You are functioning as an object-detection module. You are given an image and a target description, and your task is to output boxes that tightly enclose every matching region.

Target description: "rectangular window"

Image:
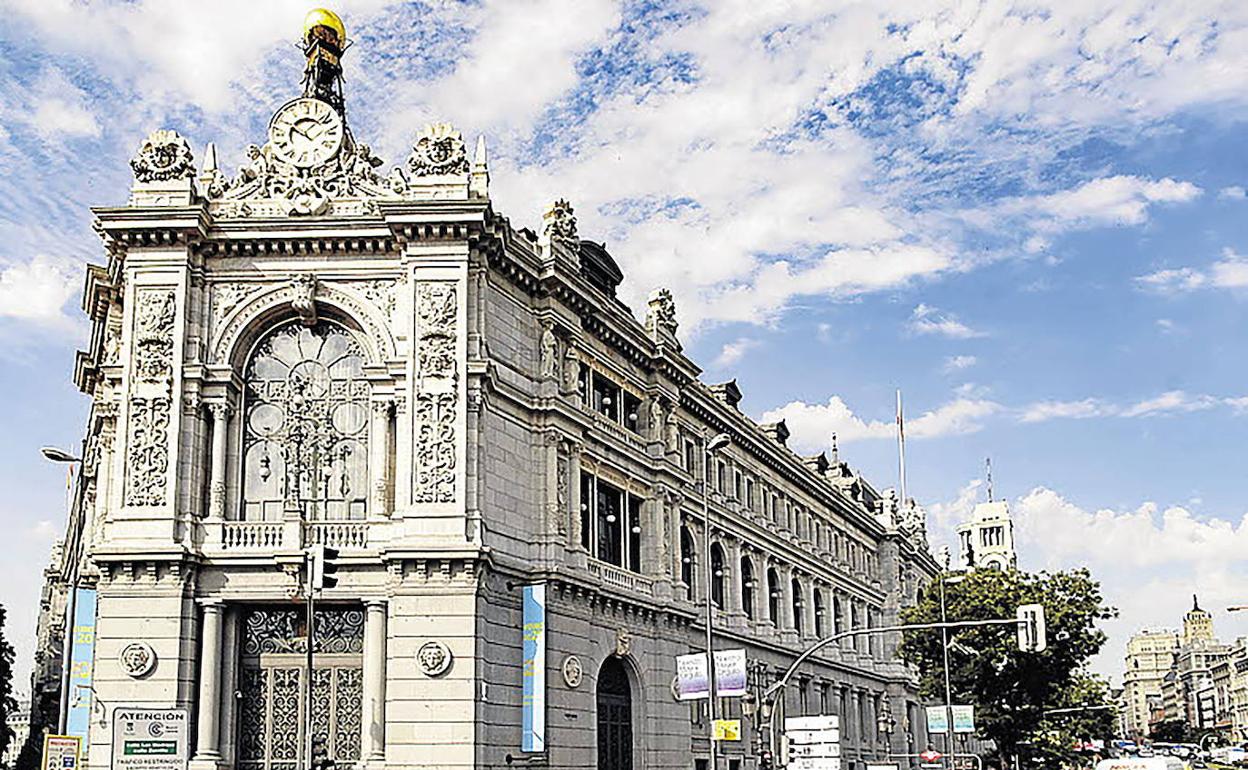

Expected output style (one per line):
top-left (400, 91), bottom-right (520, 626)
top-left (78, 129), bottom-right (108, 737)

top-left (820, 682), bottom-right (831, 715)
top-left (581, 474), bottom-right (646, 572)
top-left (596, 480), bottom-right (623, 566)
top-left (580, 472), bottom-right (593, 550)
top-left (685, 438), bottom-right (697, 474)
top-left (628, 495), bottom-right (643, 571)
top-left (744, 477), bottom-right (754, 511)
top-left (623, 391), bottom-right (642, 434)
top-left (577, 365), bottom-right (590, 406)
top-left (717, 460), bottom-right (726, 492)
top-left (734, 470), bottom-right (742, 501)
top-left (591, 373), bottom-right (621, 421)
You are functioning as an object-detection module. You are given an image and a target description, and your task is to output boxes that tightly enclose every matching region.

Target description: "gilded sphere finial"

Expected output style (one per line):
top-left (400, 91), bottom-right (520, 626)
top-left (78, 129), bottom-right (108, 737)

top-left (303, 8), bottom-right (346, 44)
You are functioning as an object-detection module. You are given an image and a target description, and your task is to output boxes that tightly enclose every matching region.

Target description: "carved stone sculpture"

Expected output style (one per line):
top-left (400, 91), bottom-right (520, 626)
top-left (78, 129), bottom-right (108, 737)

top-left (539, 322), bottom-right (559, 380)
top-left (562, 344), bottom-right (582, 395)
top-left (407, 123), bottom-right (470, 177)
top-left (543, 199), bottom-right (578, 247)
top-left (647, 288), bottom-right (679, 336)
top-left (131, 129), bottom-right (195, 183)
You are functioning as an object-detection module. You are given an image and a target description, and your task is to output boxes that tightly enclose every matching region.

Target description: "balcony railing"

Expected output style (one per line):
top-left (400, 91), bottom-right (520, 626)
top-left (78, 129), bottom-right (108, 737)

top-left (587, 558), bottom-right (654, 596)
top-left (216, 520), bottom-right (369, 551)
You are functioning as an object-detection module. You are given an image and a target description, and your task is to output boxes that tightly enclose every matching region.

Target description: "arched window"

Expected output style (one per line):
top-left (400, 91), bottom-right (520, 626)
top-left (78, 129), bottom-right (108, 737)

top-left (814, 589), bottom-right (826, 638)
top-left (242, 320), bottom-right (370, 521)
top-left (767, 567), bottom-right (781, 624)
top-left (680, 526), bottom-right (695, 600)
top-left (792, 577), bottom-right (804, 635)
top-left (710, 543), bottom-right (726, 608)
top-left (741, 557), bottom-right (756, 620)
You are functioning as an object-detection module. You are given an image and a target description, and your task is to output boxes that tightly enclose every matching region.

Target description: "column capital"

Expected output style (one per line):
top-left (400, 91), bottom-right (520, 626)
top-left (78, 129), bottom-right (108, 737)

top-left (364, 598), bottom-right (389, 610)
top-left (197, 597), bottom-right (225, 611)
top-left (207, 401), bottom-right (233, 420)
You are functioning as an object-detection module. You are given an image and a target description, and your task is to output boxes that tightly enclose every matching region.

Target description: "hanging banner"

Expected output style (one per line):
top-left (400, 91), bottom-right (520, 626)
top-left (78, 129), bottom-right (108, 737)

top-left (675, 649), bottom-right (748, 699)
top-left (950, 705), bottom-right (975, 733)
top-left (521, 584), bottom-right (546, 753)
top-left (66, 587), bottom-right (98, 747)
top-left (714, 649), bottom-right (748, 697)
top-left (925, 706), bottom-right (949, 734)
top-left (110, 708), bottom-right (189, 770)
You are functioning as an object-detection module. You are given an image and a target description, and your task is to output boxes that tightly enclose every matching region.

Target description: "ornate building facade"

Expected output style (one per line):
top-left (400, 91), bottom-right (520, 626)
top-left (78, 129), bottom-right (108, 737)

top-left (63, 11), bottom-right (940, 770)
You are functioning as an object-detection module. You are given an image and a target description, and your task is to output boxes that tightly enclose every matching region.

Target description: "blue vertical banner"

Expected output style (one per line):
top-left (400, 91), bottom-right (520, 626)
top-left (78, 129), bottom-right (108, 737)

top-left (521, 583), bottom-right (546, 753)
top-left (65, 587), bottom-right (98, 746)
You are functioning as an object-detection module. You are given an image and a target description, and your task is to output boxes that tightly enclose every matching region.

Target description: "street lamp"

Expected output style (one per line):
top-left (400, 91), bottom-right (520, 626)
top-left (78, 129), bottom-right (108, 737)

top-left (41, 446), bottom-right (82, 464)
top-left (40, 444), bottom-right (81, 735)
top-left (938, 571), bottom-right (965, 770)
top-left (703, 431), bottom-right (731, 770)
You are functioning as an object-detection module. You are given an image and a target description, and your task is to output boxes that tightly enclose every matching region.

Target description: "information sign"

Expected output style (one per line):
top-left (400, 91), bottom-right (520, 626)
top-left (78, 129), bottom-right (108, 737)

top-left (951, 705), bottom-right (975, 734)
top-left (713, 719), bottom-right (742, 741)
top-left (111, 708), bottom-right (188, 770)
top-left (42, 735), bottom-right (80, 770)
top-left (925, 706), bottom-right (950, 734)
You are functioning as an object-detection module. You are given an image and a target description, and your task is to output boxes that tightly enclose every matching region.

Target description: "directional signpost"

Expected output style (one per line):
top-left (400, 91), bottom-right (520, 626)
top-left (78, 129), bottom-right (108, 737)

top-left (785, 714), bottom-right (840, 770)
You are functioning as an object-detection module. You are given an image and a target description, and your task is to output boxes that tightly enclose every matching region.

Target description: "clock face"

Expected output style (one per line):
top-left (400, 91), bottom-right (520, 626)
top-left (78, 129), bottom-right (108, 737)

top-left (268, 98), bottom-right (345, 168)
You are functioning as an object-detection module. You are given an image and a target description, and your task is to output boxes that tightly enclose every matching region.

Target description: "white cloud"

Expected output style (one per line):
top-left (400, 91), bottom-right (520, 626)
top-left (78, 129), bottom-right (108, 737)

top-left (1225, 397), bottom-right (1248, 415)
top-left (942, 355), bottom-right (978, 372)
top-left (1019, 398), bottom-right (1111, 423)
top-left (1135, 266), bottom-right (1208, 294)
top-left (1120, 389), bottom-right (1219, 418)
top-left (761, 394), bottom-right (1000, 451)
top-left (1135, 248), bottom-right (1248, 294)
top-left (976, 175), bottom-right (1202, 238)
top-left (714, 337), bottom-right (759, 368)
top-left (0, 254), bottom-right (81, 330)
top-left (909, 304), bottom-right (986, 339)
top-left (1219, 186), bottom-right (1246, 200)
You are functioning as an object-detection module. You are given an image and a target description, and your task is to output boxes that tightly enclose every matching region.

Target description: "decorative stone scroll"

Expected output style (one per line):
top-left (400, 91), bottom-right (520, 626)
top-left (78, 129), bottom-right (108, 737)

top-left (130, 129), bottom-right (195, 183)
top-left (414, 283), bottom-right (459, 504)
top-left (214, 139), bottom-right (391, 217)
top-left (125, 289), bottom-right (176, 507)
top-left (407, 123), bottom-right (469, 177)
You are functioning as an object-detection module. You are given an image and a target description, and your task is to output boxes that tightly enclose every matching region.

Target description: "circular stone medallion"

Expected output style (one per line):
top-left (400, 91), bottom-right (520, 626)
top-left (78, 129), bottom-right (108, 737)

top-left (119, 641), bottom-right (157, 678)
top-left (416, 640), bottom-right (453, 677)
top-left (562, 655), bottom-right (583, 688)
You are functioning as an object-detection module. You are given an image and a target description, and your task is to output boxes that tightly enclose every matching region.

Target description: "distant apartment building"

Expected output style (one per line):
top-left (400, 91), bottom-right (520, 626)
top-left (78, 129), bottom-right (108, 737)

top-left (1123, 628), bottom-right (1181, 739)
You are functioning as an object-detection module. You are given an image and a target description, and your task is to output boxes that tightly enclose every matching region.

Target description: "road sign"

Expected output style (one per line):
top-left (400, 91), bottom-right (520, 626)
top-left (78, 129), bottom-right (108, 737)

top-left (41, 735), bottom-right (80, 770)
top-left (785, 714), bottom-right (840, 732)
top-left (787, 729), bottom-right (841, 745)
top-left (867, 765), bottom-right (899, 770)
top-left (111, 708), bottom-right (189, 770)
top-left (713, 719), bottom-right (741, 741)
top-left (920, 749), bottom-right (944, 763)
top-left (790, 758), bottom-right (841, 770)
top-left (1017, 604), bottom-right (1047, 652)
top-left (790, 742), bottom-right (842, 758)
top-left (951, 705), bottom-right (975, 733)
top-left (926, 706), bottom-right (949, 734)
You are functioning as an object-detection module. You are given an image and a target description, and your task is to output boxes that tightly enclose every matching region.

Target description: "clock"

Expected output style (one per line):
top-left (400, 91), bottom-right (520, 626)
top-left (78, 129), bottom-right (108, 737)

top-left (268, 98), bottom-right (345, 168)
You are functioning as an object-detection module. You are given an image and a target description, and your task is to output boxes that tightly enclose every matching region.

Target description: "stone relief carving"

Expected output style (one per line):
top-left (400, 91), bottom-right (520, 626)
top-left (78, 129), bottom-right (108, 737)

top-left (347, 279), bottom-right (398, 323)
top-left (407, 123), bottom-right (470, 177)
top-left (614, 629), bottom-right (632, 658)
top-left (130, 129), bottom-right (195, 183)
top-left (543, 199), bottom-right (578, 246)
top-left (290, 275), bottom-right (319, 326)
top-left (119, 641), bottom-right (157, 678)
top-left (539, 322), bottom-right (559, 380)
top-left (562, 655), bottom-right (583, 688)
top-left (555, 445), bottom-right (569, 538)
top-left (210, 283), bottom-right (258, 326)
top-left (126, 395), bottom-right (172, 506)
top-left (647, 288), bottom-right (679, 336)
top-left (414, 282), bottom-right (458, 504)
top-left (215, 139), bottom-right (390, 216)
top-left (416, 640), bottom-right (453, 677)
top-left (133, 290), bottom-right (176, 382)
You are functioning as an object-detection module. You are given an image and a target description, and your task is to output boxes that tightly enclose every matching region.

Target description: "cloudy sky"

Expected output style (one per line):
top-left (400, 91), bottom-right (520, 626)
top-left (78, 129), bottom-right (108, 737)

top-left (1, 0), bottom-right (1247, 687)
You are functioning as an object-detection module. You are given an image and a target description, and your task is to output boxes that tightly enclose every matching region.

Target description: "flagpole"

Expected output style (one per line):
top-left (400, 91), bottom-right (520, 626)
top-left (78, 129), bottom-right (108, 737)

top-left (896, 389), bottom-right (907, 511)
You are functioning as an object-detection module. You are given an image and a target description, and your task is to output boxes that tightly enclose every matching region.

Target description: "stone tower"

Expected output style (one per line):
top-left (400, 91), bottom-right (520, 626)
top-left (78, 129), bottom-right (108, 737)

top-left (1183, 594), bottom-right (1215, 646)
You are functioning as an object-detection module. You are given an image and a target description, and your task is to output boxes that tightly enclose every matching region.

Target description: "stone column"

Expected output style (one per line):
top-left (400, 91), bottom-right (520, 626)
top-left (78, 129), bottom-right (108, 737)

top-left (725, 538), bottom-right (744, 626)
top-left (370, 401), bottom-right (393, 516)
top-left (192, 600), bottom-right (224, 764)
top-left (207, 403), bottom-right (231, 520)
top-left (362, 600), bottom-right (388, 764)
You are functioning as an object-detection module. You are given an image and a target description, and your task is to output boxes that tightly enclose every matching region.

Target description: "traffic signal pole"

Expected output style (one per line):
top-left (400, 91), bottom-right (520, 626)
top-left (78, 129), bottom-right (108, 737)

top-left (305, 551), bottom-right (316, 770)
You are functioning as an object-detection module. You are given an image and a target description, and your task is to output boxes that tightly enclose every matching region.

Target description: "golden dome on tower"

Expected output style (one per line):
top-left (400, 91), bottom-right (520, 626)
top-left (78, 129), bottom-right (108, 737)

top-left (303, 8), bottom-right (346, 45)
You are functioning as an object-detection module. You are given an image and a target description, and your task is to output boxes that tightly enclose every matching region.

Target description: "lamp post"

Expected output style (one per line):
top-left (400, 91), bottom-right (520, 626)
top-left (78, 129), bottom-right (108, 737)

top-left (40, 445), bottom-right (82, 735)
top-left (703, 431), bottom-right (731, 770)
top-left (938, 571), bottom-right (965, 770)
top-left (878, 701), bottom-right (896, 757)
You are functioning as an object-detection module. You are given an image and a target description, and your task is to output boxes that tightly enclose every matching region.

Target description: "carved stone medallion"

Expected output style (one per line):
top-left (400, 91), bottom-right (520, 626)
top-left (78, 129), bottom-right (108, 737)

top-left (130, 129), bottom-right (195, 183)
top-left (417, 640), bottom-right (453, 677)
top-left (119, 641), bottom-right (157, 678)
top-left (562, 655), bottom-right (583, 688)
top-left (407, 123), bottom-right (469, 177)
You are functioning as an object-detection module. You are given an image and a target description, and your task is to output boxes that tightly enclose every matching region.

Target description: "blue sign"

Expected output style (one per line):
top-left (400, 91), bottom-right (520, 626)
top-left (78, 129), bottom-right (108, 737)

top-left (66, 587), bottom-right (98, 746)
top-left (521, 584), bottom-right (546, 753)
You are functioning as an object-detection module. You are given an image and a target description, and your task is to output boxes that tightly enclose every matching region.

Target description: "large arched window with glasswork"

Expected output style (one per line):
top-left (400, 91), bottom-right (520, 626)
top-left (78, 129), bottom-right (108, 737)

top-left (241, 320), bottom-right (371, 521)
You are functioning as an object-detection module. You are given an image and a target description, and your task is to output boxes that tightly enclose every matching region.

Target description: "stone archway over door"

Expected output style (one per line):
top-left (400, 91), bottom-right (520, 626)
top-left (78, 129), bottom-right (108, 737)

top-left (597, 657), bottom-right (633, 770)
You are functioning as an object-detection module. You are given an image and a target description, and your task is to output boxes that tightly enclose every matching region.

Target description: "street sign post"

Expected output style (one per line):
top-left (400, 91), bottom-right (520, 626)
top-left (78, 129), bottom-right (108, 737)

top-left (785, 714), bottom-right (840, 770)
top-left (110, 708), bottom-right (189, 770)
top-left (41, 735), bottom-right (80, 770)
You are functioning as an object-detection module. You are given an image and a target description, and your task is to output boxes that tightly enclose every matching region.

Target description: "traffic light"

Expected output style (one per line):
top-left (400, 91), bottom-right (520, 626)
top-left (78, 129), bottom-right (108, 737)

top-left (1017, 603), bottom-right (1047, 652)
top-left (308, 544), bottom-right (340, 590)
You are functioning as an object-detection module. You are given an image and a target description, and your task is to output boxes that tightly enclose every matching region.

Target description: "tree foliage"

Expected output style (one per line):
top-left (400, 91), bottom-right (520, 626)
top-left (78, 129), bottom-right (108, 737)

top-left (897, 568), bottom-right (1117, 764)
top-left (0, 605), bottom-right (18, 763)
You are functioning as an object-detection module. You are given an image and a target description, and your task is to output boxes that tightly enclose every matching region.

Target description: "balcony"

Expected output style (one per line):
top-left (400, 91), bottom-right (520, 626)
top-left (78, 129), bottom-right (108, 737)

top-left (587, 558), bottom-right (654, 596)
top-left (216, 520), bottom-right (370, 552)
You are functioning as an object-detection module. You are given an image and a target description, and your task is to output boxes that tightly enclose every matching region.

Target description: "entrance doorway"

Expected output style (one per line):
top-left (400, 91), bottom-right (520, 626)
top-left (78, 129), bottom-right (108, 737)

top-left (596, 657), bottom-right (633, 770)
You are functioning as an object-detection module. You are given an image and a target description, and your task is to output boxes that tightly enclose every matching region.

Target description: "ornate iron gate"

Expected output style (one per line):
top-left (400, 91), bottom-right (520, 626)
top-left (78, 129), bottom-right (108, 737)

top-left (238, 606), bottom-right (364, 770)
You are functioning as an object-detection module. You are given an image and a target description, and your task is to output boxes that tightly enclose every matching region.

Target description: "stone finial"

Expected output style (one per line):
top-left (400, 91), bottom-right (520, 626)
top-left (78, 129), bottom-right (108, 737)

top-left (407, 123), bottom-right (470, 177)
top-left (470, 134), bottom-right (490, 198)
top-left (542, 199), bottom-right (578, 247)
top-left (646, 288), bottom-right (679, 338)
top-left (131, 129), bottom-right (195, 183)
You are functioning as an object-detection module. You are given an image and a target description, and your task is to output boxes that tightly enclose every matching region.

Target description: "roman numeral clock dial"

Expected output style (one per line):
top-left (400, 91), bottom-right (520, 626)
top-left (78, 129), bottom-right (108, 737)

top-left (268, 98), bottom-right (345, 168)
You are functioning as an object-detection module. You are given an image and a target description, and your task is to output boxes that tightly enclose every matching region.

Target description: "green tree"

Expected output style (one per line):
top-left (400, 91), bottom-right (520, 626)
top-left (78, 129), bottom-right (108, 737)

top-left (0, 605), bottom-right (18, 763)
top-left (1028, 673), bottom-right (1120, 766)
top-left (897, 568), bottom-right (1116, 767)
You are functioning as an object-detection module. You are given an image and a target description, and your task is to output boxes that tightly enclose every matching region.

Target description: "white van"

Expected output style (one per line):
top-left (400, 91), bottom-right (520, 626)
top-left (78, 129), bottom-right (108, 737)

top-left (1095, 757), bottom-right (1186, 770)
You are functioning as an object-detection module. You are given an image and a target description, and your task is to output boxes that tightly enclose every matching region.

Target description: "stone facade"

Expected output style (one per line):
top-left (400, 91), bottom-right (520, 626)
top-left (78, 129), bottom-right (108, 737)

top-left (62, 37), bottom-right (941, 770)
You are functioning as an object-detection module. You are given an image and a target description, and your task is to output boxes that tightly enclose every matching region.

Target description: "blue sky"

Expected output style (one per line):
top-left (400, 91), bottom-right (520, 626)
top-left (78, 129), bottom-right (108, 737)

top-left (1, 0), bottom-right (1247, 686)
